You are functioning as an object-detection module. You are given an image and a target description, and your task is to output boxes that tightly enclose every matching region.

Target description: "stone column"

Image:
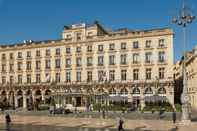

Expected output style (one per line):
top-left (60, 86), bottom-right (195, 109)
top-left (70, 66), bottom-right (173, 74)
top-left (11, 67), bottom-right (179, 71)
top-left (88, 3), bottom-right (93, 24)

top-left (23, 91), bottom-right (27, 109)
top-left (14, 95), bottom-right (18, 108)
top-left (41, 90), bottom-right (45, 101)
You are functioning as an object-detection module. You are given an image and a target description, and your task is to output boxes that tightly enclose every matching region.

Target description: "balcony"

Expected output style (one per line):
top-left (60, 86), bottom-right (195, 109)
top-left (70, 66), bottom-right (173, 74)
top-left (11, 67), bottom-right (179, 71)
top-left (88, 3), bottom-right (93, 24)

top-left (144, 61), bottom-right (154, 66)
top-left (131, 61), bottom-right (141, 67)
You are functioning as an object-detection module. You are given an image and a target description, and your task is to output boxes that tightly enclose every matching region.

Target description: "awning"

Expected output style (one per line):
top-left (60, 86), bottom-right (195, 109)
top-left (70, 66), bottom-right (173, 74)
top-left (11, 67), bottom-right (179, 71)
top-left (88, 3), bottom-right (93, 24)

top-left (109, 95), bottom-right (128, 102)
top-left (145, 95), bottom-right (167, 102)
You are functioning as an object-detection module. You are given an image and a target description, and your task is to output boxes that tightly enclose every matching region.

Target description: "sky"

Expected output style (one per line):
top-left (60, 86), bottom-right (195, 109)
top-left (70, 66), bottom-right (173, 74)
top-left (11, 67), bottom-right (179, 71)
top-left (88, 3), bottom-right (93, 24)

top-left (0, 0), bottom-right (197, 62)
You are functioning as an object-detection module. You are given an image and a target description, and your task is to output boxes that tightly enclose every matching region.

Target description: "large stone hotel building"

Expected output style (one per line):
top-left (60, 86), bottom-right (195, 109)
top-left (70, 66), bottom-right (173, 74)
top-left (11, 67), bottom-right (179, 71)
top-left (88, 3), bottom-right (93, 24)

top-left (0, 22), bottom-right (174, 110)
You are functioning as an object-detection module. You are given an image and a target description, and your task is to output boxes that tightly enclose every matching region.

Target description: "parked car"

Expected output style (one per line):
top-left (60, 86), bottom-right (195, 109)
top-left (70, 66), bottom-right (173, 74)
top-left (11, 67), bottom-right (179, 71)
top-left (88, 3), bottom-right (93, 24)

top-left (53, 107), bottom-right (72, 114)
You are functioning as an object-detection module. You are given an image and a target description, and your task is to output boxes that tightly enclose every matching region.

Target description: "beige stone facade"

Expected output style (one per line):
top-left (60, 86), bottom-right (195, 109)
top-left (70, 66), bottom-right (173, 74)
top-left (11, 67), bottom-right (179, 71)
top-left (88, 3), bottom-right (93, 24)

top-left (174, 46), bottom-right (197, 110)
top-left (0, 22), bottom-right (174, 109)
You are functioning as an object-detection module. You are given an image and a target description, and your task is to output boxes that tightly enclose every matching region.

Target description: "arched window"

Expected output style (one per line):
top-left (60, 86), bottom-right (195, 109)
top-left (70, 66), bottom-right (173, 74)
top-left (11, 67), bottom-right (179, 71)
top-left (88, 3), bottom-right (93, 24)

top-left (120, 88), bottom-right (128, 95)
top-left (144, 87), bottom-right (153, 94)
top-left (109, 88), bottom-right (116, 95)
top-left (45, 89), bottom-right (51, 96)
top-left (158, 87), bottom-right (166, 94)
top-left (17, 90), bottom-right (23, 96)
top-left (132, 87), bottom-right (140, 94)
top-left (98, 88), bottom-right (105, 94)
top-left (35, 90), bottom-right (41, 96)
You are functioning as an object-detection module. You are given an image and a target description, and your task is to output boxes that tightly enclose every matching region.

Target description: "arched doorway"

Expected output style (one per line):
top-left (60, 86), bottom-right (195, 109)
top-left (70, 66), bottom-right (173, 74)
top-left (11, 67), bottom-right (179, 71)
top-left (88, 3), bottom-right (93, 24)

top-left (45, 89), bottom-right (52, 104)
top-left (34, 90), bottom-right (42, 109)
top-left (26, 90), bottom-right (33, 110)
top-left (16, 90), bottom-right (23, 108)
top-left (132, 87), bottom-right (141, 108)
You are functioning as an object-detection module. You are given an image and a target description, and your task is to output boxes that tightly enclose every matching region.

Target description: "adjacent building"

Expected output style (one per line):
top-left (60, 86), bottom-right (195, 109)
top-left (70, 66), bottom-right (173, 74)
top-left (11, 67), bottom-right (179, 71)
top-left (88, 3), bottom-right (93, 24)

top-left (0, 21), bottom-right (174, 110)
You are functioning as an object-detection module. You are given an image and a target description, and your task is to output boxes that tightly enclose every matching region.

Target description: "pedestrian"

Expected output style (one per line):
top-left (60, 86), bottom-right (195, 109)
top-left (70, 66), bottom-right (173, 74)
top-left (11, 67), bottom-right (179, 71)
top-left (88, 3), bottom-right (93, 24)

top-left (102, 109), bottom-right (105, 119)
top-left (172, 110), bottom-right (176, 124)
top-left (118, 118), bottom-right (124, 131)
top-left (5, 113), bottom-right (11, 131)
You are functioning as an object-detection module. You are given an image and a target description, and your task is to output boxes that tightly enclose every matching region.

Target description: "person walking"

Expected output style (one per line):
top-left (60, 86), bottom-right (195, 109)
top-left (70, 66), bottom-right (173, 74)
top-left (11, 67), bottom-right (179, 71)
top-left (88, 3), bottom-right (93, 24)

top-left (172, 110), bottom-right (176, 124)
top-left (5, 113), bottom-right (11, 131)
top-left (118, 118), bottom-right (124, 131)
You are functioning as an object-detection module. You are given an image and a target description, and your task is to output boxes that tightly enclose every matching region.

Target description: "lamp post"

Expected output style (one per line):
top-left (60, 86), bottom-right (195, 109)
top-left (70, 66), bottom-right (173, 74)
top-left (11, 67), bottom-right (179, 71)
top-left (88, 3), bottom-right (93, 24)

top-left (172, 2), bottom-right (195, 123)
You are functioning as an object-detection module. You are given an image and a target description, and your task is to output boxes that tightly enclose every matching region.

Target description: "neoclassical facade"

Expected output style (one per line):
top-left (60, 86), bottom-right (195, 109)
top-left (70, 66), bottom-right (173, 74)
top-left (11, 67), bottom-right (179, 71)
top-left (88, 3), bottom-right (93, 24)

top-left (0, 22), bottom-right (174, 110)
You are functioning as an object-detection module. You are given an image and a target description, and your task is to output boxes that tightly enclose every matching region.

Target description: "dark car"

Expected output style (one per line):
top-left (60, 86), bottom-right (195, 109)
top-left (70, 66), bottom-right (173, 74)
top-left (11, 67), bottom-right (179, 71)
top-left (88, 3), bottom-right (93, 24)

top-left (53, 107), bottom-right (72, 114)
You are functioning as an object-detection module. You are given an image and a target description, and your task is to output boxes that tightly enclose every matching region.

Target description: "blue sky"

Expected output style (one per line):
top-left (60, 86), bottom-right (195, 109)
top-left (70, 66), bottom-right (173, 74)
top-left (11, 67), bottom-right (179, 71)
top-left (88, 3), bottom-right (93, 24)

top-left (0, 0), bottom-right (197, 62)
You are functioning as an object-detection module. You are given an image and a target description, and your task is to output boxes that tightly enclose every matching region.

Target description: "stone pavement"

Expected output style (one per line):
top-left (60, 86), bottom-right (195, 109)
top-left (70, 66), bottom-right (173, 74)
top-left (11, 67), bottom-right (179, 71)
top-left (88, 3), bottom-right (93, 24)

top-left (0, 115), bottom-right (197, 131)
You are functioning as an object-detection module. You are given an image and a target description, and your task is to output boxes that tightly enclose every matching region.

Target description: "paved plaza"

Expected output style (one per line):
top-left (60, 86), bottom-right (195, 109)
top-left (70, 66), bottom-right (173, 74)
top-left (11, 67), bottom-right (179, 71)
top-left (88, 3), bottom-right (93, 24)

top-left (0, 113), bottom-right (197, 131)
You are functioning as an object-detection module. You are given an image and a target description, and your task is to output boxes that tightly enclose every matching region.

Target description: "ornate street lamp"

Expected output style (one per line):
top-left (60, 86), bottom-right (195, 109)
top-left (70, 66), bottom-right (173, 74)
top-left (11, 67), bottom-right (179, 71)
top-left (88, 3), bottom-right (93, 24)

top-left (172, 2), bottom-right (195, 124)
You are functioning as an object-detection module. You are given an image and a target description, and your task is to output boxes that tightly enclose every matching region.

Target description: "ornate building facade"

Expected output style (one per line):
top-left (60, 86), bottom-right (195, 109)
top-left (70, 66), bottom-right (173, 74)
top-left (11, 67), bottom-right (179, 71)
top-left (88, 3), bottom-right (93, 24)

top-left (0, 22), bottom-right (174, 110)
top-left (174, 46), bottom-right (197, 110)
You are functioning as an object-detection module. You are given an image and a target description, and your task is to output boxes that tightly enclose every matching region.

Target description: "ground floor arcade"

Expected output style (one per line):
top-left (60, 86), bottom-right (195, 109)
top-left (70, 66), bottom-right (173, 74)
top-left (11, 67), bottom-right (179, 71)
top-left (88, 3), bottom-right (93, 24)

top-left (0, 81), bottom-right (174, 110)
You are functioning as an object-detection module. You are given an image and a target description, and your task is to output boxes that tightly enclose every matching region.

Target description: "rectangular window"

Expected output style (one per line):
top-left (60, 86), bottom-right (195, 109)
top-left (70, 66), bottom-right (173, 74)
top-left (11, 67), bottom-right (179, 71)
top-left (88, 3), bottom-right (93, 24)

top-left (133, 53), bottom-right (139, 64)
top-left (2, 64), bottom-right (6, 72)
top-left (56, 48), bottom-right (61, 56)
top-left (121, 70), bottom-right (127, 81)
top-left (2, 54), bottom-right (6, 60)
top-left (146, 68), bottom-right (152, 80)
top-left (87, 57), bottom-right (93, 66)
top-left (10, 76), bottom-right (14, 84)
top-left (121, 42), bottom-right (127, 50)
top-left (36, 50), bottom-right (40, 57)
top-left (159, 68), bottom-right (165, 79)
top-left (18, 75), bottom-right (22, 84)
top-left (18, 52), bottom-right (22, 58)
top-left (66, 58), bottom-right (71, 68)
top-left (133, 69), bottom-right (139, 80)
top-left (145, 40), bottom-right (151, 48)
top-left (87, 71), bottom-right (92, 82)
top-left (76, 57), bottom-right (81, 67)
top-left (109, 70), bottom-right (115, 81)
top-left (98, 56), bottom-right (104, 66)
top-left (98, 45), bottom-right (104, 52)
top-left (55, 59), bottom-right (61, 68)
top-left (26, 61), bottom-right (31, 70)
top-left (36, 60), bottom-right (41, 70)
top-left (109, 43), bottom-right (115, 50)
top-left (66, 71), bottom-right (71, 82)
top-left (76, 71), bottom-right (81, 82)
top-left (133, 41), bottom-right (139, 49)
top-left (109, 55), bottom-right (115, 65)
top-left (87, 45), bottom-right (92, 52)
top-left (76, 47), bottom-right (81, 53)
top-left (66, 47), bottom-right (71, 54)
top-left (9, 64), bottom-right (14, 72)
top-left (45, 73), bottom-right (51, 82)
top-left (2, 76), bottom-right (6, 84)
top-left (76, 32), bottom-right (81, 40)
top-left (36, 74), bottom-right (41, 83)
top-left (55, 73), bottom-right (61, 83)
top-left (26, 51), bottom-right (31, 58)
top-left (9, 53), bottom-right (13, 60)
top-left (98, 70), bottom-right (104, 82)
top-left (145, 52), bottom-right (152, 63)
top-left (158, 39), bottom-right (165, 47)
top-left (45, 60), bottom-right (51, 69)
top-left (120, 54), bottom-right (127, 64)
top-left (17, 62), bottom-right (22, 71)
top-left (27, 74), bottom-right (31, 84)
top-left (46, 49), bottom-right (50, 56)
top-left (158, 51), bottom-right (165, 62)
